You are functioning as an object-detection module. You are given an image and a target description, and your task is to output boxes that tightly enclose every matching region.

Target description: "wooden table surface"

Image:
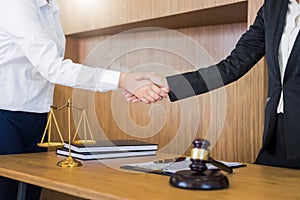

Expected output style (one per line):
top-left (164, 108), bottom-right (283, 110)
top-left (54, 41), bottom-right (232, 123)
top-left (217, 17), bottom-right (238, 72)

top-left (0, 152), bottom-right (299, 200)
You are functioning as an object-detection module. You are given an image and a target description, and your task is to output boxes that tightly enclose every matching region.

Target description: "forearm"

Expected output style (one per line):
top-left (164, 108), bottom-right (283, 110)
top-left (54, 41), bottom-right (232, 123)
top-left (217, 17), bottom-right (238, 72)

top-left (167, 5), bottom-right (266, 102)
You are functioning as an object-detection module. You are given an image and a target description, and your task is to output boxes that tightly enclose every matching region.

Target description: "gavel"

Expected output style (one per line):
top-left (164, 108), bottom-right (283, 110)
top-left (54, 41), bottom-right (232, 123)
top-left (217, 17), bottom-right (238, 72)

top-left (189, 138), bottom-right (232, 173)
top-left (169, 138), bottom-right (231, 190)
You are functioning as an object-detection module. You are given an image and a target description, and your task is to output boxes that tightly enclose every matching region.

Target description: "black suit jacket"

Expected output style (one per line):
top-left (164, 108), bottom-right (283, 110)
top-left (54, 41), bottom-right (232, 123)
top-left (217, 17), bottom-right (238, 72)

top-left (166, 0), bottom-right (300, 160)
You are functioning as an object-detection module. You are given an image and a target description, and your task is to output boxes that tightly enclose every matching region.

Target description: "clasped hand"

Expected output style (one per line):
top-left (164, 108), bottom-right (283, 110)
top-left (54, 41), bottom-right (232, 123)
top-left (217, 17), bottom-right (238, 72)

top-left (118, 72), bottom-right (169, 104)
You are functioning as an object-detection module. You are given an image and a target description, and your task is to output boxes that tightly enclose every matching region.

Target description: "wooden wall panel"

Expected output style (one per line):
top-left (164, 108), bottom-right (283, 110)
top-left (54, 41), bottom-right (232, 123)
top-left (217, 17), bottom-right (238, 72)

top-left (245, 0), bottom-right (266, 161)
top-left (53, 23), bottom-right (263, 162)
top-left (51, 1), bottom-right (266, 164)
top-left (57, 0), bottom-right (246, 35)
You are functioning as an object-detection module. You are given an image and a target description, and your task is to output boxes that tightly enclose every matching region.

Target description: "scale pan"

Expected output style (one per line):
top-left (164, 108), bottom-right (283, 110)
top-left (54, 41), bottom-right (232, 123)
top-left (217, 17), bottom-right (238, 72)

top-left (37, 142), bottom-right (64, 148)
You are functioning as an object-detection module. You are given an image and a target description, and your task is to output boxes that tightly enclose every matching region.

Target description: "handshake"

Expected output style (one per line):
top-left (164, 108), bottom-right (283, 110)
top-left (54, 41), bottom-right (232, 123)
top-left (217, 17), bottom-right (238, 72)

top-left (118, 72), bottom-right (170, 104)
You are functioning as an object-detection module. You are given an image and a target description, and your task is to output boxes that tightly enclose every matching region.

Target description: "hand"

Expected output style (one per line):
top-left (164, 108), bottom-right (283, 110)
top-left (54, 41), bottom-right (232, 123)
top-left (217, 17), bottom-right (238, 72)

top-left (123, 90), bottom-right (141, 103)
top-left (118, 72), bottom-right (169, 104)
top-left (133, 72), bottom-right (169, 99)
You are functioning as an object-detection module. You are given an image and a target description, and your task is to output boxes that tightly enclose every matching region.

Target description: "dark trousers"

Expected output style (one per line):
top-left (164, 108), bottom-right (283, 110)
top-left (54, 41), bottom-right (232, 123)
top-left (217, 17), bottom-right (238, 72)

top-left (255, 113), bottom-right (300, 169)
top-left (0, 109), bottom-right (48, 200)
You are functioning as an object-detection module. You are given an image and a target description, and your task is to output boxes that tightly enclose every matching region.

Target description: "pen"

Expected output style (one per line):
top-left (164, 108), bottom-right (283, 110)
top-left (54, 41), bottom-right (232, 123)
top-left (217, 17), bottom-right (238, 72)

top-left (154, 156), bottom-right (186, 164)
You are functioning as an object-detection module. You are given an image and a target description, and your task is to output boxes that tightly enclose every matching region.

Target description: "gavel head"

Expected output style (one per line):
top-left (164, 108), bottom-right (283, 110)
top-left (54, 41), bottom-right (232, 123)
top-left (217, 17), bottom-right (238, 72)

top-left (189, 138), bottom-right (211, 172)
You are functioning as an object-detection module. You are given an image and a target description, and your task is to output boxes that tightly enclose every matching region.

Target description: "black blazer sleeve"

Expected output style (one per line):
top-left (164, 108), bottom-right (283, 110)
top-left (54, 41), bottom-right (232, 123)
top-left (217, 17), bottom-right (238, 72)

top-left (167, 5), bottom-right (266, 102)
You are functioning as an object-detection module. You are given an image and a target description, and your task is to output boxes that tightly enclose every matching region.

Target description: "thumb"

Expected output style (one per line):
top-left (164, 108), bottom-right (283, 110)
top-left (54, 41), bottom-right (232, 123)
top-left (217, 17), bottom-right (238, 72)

top-left (134, 72), bottom-right (155, 81)
top-left (149, 76), bottom-right (169, 88)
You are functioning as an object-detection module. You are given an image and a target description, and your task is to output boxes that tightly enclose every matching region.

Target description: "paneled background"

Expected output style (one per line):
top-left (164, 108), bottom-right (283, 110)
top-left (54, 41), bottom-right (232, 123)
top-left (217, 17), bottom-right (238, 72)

top-left (41, 1), bottom-right (266, 199)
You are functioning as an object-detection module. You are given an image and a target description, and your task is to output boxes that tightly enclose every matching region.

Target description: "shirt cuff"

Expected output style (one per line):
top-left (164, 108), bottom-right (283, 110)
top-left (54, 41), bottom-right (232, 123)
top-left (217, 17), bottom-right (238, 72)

top-left (97, 69), bottom-right (120, 92)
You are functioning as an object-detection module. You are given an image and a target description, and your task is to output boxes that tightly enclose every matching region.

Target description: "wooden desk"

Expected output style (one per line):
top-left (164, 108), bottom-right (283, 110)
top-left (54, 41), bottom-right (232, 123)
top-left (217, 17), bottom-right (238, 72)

top-left (0, 152), bottom-right (299, 200)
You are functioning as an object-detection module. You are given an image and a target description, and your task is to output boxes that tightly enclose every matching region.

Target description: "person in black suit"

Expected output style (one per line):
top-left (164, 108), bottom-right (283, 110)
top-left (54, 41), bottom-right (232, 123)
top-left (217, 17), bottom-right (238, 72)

top-left (125, 0), bottom-right (300, 169)
top-left (166, 0), bottom-right (300, 169)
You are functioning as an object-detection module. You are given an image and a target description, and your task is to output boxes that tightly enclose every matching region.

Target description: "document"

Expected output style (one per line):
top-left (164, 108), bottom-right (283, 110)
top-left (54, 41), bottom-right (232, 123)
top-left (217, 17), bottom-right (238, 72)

top-left (120, 157), bottom-right (246, 175)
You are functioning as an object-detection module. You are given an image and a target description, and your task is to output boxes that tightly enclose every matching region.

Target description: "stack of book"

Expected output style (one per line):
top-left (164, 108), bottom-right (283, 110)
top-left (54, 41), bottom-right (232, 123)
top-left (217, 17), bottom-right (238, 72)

top-left (56, 140), bottom-right (158, 160)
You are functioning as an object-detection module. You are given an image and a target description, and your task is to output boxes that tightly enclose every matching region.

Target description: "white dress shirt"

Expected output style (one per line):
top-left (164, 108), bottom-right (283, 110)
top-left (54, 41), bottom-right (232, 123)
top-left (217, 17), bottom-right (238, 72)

top-left (277, 0), bottom-right (300, 113)
top-left (0, 0), bottom-right (120, 113)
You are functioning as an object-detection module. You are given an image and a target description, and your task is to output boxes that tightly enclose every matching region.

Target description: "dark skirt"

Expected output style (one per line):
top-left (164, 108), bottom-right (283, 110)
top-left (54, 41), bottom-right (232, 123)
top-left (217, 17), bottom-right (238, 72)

top-left (0, 109), bottom-right (48, 200)
top-left (255, 113), bottom-right (300, 169)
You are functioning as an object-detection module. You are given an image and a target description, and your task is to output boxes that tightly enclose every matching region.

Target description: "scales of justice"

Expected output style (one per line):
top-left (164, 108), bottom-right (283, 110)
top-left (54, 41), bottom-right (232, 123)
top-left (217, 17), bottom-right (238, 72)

top-left (37, 99), bottom-right (96, 167)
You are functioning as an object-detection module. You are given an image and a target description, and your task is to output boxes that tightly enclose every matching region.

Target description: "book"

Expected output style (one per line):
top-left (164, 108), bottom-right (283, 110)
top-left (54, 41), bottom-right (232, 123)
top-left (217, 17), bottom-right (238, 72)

top-left (56, 148), bottom-right (156, 160)
top-left (120, 157), bottom-right (246, 175)
top-left (63, 140), bottom-right (158, 153)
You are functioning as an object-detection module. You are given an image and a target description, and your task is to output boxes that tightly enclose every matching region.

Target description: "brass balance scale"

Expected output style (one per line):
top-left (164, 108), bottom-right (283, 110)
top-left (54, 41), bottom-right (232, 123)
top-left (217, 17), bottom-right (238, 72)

top-left (37, 99), bottom-right (95, 167)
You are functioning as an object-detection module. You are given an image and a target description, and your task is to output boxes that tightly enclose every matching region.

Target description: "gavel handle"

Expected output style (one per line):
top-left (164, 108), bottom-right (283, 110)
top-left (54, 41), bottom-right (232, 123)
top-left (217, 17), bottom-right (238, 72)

top-left (209, 158), bottom-right (233, 173)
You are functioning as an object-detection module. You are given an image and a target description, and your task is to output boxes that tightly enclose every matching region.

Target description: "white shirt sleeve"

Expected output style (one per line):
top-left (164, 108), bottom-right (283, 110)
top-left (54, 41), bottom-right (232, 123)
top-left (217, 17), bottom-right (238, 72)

top-left (0, 0), bottom-right (120, 92)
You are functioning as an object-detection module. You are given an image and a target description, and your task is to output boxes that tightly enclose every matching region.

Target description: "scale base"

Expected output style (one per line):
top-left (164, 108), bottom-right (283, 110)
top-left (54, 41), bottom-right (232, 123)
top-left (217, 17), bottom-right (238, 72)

top-left (57, 156), bottom-right (82, 167)
top-left (169, 170), bottom-right (229, 190)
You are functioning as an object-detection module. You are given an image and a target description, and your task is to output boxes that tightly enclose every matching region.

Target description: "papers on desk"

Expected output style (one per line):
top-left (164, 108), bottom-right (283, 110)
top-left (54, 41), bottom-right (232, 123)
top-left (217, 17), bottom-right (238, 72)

top-left (120, 158), bottom-right (246, 175)
top-left (64, 140), bottom-right (158, 153)
top-left (56, 140), bottom-right (158, 160)
top-left (56, 148), bottom-right (156, 160)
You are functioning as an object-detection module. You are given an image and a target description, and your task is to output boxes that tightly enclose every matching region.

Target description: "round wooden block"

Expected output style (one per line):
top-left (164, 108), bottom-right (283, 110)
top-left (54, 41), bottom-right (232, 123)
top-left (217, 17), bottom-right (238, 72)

top-left (169, 170), bottom-right (229, 190)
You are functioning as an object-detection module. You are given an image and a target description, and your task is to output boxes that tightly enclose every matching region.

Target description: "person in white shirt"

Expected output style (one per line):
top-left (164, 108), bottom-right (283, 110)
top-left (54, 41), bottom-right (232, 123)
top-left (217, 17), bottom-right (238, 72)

top-left (0, 0), bottom-right (168, 199)
top-left (126, 0), bottom-right (300, 169)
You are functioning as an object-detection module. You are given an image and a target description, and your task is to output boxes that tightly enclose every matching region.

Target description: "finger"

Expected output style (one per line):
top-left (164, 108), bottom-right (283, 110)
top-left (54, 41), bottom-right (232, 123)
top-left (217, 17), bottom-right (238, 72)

top-left (129, 98), bottom-right (142, 103)
top-left (158, 86), bottom-right (170, 98)
top-left (149, 76), bottom-right (169, 88)
top-left (123, 90), bottom-right (133, 97)
top-left (159, 91), bottom-right (169, 98)
top-left (123, 89), bottom-right (140, 102)
top-left (143, 94), bottom-right (156, 103)
top-left (140, 97), bottom-right (151, 104)
top-left (132, 81), bottom-right (152, 93)
top-left (151, 85), bottom-right (168, 99)
top-left (126, 96), bottom-right (140, 102)
top-left (148, 89), bottom-right (161, 100)
top-left (151, 84), bottom-right (161, 94)
top-left (158, 92), bottom-right (167, 98)
top-left (134, 72), bottom-right (155, 81)
top-left (131, 98), bottom-right (142, 103)
top-left (161, 87), bottom-right (170, 93)
top-left (124, 93), bottom-right (134, 98)
top-left (123, 90), bottom-right (130, 95)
